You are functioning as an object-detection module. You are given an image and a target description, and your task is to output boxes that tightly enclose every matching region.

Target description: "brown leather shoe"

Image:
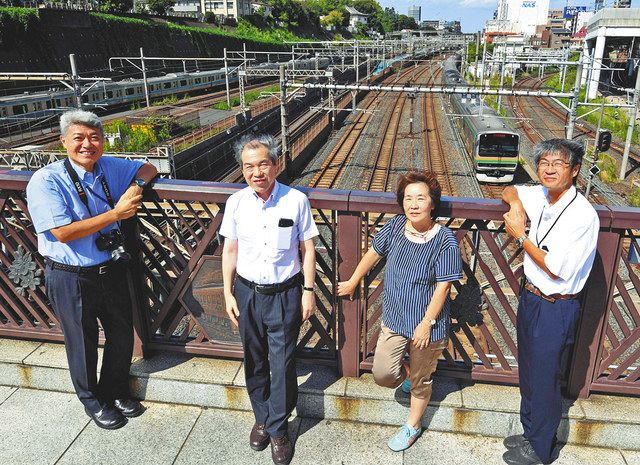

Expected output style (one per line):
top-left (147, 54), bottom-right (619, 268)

top-left (250, 423), bottom-right (269, 451)
top-left (270, 435), bottom-right (294, 465)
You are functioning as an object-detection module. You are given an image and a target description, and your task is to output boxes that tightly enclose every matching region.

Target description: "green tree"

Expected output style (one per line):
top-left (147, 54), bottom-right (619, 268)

top-left (395, 14), bottom-right (416, 30)
top-left (99, 0), bottom-right (133, 13)
top-left (146, 0), bottom-right (176, 15)
top-left (320, 9), bottom-right (344, 28)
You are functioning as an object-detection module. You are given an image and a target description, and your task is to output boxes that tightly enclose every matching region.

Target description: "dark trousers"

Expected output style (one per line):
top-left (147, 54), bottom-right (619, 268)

top-left (45, 264), bottom-right (134, 413)
top-left (234, 276), bottom-right (302, 437)
top-left (517, 288), bottom-right (581, 463)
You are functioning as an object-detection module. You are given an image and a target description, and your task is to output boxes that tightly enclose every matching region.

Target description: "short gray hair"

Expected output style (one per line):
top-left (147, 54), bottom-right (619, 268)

top-left (533, 139), bottom-right (584, 168)
top-left (233, 133), bottom-right (279, 165)
top-left (59, 110), bottom-right (103, 136)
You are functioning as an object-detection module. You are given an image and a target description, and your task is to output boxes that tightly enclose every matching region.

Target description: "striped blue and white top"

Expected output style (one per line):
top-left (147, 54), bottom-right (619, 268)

top-left (372, 215), bottom-right (463, 341)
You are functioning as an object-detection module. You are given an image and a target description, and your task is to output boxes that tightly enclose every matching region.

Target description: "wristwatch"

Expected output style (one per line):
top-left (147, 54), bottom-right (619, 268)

top-left (303, 286), bottom-right (314, 292)
top-left (133, 178), bottom-right (147, 188)
top-left (515, 234), bottom-right (527, 248)
top-left (425, 318), bottom-right (436, 326)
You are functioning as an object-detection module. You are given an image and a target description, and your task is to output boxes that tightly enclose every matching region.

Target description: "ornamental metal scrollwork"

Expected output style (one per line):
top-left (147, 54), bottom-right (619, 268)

top-left (8, 245), bottom-right (41, 296)
top-left (450, 279), bottom-right (485, 328)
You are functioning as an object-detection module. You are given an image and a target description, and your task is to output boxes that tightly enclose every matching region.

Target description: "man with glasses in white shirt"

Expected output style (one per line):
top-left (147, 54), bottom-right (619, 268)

top-left (501, 139), bottom-right (599, 465)
top-left (221, 134), bottom-right (318, 465)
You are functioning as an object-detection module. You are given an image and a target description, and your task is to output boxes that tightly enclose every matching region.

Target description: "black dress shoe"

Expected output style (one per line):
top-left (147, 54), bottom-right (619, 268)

top-left (270, 435), bottom-right (294, 465)
top-left (114, 398), bottom-right (145, 418)
top-left (250, 423), bottom-right (270, 451)
top-left (85, 406), bottom-right (127, 430)
top-left (502, 441), bottom-right (543, 465)
top-left (504, 434), bottom-right (527, 449)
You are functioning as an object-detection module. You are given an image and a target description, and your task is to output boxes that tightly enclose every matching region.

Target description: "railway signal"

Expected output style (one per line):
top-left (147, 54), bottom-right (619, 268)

top-left (596, 130), bottom-right (612, 153)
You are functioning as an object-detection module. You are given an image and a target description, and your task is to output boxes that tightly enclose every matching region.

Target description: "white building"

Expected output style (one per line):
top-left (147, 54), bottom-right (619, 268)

top-left (408, 5), bottom-right (421, 23)
top-left (494, 0), bottom-right (550, 36)
top-left (201, 0), bottom-right (252, 19)
top-left (345, 6), bottom-right (368, 32)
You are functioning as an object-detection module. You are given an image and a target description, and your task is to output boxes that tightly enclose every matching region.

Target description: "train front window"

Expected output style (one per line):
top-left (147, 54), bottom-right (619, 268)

top-left (478, 134), bottom-right (518, 157)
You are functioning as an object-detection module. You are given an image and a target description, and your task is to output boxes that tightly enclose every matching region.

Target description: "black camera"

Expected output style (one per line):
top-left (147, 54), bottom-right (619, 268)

top-left (96, 229), bottom-right (131, 263)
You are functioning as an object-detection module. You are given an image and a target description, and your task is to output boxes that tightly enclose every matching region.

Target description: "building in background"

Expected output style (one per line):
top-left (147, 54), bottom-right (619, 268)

top-left (583, 7), bottom-right (640, 99)
top-left (408, 5), bottom-right (421, 23)
top-left (614, 0), bottom-right (632, 7)
top-left (346, 6), bottom-right (368, 32)
top-left (492, 0), bottom-right (550, 36)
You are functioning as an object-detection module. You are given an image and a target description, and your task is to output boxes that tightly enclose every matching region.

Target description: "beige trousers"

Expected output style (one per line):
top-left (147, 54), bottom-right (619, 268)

top-left (372, 323), bottom-right (447, 399)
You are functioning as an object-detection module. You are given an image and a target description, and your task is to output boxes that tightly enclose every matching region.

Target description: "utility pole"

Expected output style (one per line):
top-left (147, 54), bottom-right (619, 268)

top-left (474, 31), bottom-right (480, 85)
top-left (353, 40), bottom-right (359, 113)
top-left (585, 99), bottom-right (605, 198)
top-left (224, 47), bottom-right (231, 108)
top-left (497, 51), bottom-right (506, 113)
top-left (140, 48), bottom-right (150, 108)
top-left (619, 66), bottom-right (640, 179)
top-left (69, 54), bottom-right (83, 109)
top-left (566, 55), bottom-right (584, 140)
top-left (279, 65), bottom-right (290, 177)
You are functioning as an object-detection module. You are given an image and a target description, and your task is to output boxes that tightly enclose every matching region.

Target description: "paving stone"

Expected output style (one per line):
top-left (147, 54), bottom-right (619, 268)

top-left (296, 362), bottom-right (348, 396)
top-left (130, 376), bottom-right (252, 411)
top-left (405, 430), bottom-right (506, 464)
top-left (173, 408), bottom-right (301, 465)
top-left (0, 362), bottom-right (75, 392)
top-left (291, 417), bottom-right (402, 465)
top-left (622, 449), bottom-right (640, 464)
top-left (131, 351), bottom-right (241, 385)
top-left (460, 382), bottom-right (585, 419)
top-left (23, 342), bottom-right (103, 369)
top-left (578, 394), bottom-right (640, 424)
top-left (0, 388), bottom-right (88, 465)
top-left (0, 385), bottom-right (16, 404)
top-left (344, 373), bottom-right (463, 407)
top-left (564, 417), bottom-right (640, 450)
top-left (552, 443), bottom-right (626, 465)
top-left (0, 338), bottom-right (41, 363)
top-left (57, 401), bottom-right (201, 465)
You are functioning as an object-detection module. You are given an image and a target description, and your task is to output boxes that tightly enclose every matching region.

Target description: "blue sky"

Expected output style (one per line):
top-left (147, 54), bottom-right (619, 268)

top-left (377, 0), bottom-right (597, 33)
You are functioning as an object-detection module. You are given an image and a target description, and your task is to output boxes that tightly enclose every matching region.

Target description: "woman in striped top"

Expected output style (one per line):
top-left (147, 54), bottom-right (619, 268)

top-left (337, 171), bottom-right (462, 452)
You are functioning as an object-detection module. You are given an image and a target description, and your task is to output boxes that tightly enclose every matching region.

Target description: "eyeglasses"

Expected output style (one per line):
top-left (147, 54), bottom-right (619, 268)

top-left (538, 160), bottom-right (571, 170)
top-left (242, 161), bottom-right (273, 172)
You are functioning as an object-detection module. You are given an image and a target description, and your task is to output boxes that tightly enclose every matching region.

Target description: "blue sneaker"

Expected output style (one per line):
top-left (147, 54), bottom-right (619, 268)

top-left (401, 378), bottom-right (411, 394)
top-left (387, 423), bottom-right (422, 451)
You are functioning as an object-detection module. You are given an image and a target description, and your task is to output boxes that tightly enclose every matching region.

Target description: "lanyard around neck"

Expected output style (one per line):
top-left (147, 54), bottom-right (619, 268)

top-left (535, 189), bottom-right (578, 248)
top-left (63, 158), bottom-right (114, 215)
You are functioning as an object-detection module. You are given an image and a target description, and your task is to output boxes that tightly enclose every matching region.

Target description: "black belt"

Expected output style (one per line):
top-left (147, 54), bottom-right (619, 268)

top-left (236, 273), bottom-right (301, 295)
top-left (45, 258), bottom-right (115, 275)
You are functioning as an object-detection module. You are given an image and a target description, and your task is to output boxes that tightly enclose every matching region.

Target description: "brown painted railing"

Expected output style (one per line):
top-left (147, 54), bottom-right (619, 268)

top-left (0, 171), bottom-right (638, 399)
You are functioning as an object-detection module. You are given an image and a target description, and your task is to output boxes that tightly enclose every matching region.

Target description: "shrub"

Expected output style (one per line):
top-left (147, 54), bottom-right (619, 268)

top-left (597, 153), bottom-right (618, 183)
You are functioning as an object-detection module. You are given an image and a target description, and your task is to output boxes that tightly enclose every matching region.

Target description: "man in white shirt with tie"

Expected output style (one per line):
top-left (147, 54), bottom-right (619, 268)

top-left (501, 139), bottom-right (599, 465)
top-left (221, 134), bottom-right (318, 465)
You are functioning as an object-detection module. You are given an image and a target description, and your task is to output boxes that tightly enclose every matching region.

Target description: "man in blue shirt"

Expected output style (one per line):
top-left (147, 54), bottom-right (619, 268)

top-left (26, 110), bottom-right (157, 429)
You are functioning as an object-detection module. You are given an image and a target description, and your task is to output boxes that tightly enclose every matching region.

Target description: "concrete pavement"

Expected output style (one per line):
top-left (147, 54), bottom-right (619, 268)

top-left (0, 386), bottom-right (638, 465)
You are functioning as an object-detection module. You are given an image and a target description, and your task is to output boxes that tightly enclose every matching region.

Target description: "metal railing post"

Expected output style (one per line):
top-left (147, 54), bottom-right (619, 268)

top-left (566, 222), bottom-right (623, 399)
top-left (336, 209), bottom-right (363, 377)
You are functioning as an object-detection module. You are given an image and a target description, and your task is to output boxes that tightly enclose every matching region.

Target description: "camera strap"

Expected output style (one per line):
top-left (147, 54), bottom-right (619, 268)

top-left (64, 158), bottom-right (115, 215)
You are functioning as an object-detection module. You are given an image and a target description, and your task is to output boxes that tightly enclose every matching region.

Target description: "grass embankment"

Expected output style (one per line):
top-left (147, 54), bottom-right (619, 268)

top-left (89, 12), bottom-right (313, 45)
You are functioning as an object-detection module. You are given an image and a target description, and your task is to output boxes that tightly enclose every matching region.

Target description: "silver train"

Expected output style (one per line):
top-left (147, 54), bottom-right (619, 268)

top-left (0, 56), bottom-right (332, 129)
top-left (443, 55), bottom-right (520, 183)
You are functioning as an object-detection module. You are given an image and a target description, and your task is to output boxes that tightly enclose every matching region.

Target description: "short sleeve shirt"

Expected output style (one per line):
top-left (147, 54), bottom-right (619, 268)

top-left (219, 182), bottom-right (319, 285)
top-left (372, 215), bottom-right (463, 341)
top-left (26, 156), bottom-right (144, 266)
top-left (515, 185), bottom-right (599, 295)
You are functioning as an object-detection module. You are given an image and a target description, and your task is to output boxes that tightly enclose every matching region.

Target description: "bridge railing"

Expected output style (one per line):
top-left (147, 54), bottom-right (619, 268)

top-left (0, 171), bottom-right (637, 399)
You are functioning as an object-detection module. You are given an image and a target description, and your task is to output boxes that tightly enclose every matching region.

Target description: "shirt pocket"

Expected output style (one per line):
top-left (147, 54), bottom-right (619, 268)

top-left (274, 225), bottom-right (294, 250)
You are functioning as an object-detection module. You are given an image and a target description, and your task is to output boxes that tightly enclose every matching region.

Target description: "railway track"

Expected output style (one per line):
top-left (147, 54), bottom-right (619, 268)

top-left (421, 66), bottom-right (457, 196)
top-left (308, 64), bottom-right (428, 190)
top-left (508, 75), bottom-right (627, 206)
